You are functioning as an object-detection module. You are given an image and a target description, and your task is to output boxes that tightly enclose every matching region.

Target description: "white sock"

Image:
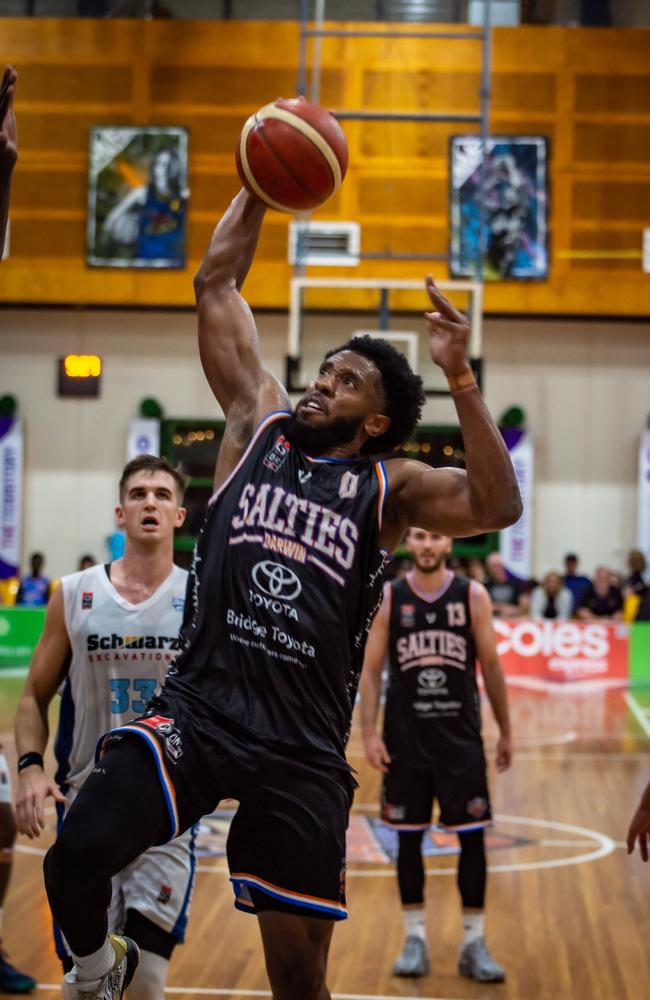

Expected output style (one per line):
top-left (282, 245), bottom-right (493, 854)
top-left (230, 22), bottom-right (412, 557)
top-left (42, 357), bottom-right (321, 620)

top-left (71, 938), bottom-right (115, 985)
top-left (403, 907), bottom-right (426, 942)
top-left (461, 910), bottom-right (485, 947)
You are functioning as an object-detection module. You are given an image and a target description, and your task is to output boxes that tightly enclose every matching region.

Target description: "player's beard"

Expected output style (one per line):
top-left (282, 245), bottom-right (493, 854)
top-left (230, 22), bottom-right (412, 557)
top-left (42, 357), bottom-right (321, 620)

top-left (413, 552), bottom-right (446, 574)
top-left (285, 411), bottom-right (363, 454)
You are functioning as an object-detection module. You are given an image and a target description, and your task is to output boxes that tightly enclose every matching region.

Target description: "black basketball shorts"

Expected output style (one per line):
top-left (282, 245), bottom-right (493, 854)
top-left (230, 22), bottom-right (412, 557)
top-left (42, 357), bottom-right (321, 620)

top-left (381, 746), bottom-right (492, 833)
top-left (99, 692), bottom-right (354, 922)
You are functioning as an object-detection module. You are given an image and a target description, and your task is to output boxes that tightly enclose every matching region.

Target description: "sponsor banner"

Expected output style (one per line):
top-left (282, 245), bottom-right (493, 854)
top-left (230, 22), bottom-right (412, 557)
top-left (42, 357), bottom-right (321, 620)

top-left (494, 619), bottom-right (629, 687)
top-left (630, 622), bottom-right (650, 685)
top-left (0, 417), bottom-right (23, 580)
top-left (127, 418), bottom-right (160, 460)
top-left (0, 608), bottom-right (46, 668)
top-left (499, 428), bottom-right (533, 581)
top-left (637, 430), bottom-right (650, 570)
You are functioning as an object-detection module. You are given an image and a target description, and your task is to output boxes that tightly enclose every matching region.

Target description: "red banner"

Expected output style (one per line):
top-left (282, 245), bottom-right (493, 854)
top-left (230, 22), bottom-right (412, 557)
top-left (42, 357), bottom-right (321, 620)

top-left (493, 619), bottom-right (629, 687)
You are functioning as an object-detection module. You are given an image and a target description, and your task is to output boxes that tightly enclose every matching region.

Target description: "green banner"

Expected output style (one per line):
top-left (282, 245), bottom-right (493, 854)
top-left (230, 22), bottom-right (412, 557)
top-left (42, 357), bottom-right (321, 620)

top-left (0, 608), bottom-right (45, 668)
top-left (630, 622), bottom-right (650, 686)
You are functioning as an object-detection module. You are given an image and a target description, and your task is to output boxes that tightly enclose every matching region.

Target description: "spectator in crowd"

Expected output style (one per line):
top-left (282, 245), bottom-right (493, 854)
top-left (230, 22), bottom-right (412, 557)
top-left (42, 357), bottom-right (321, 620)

top-left (624, 549), bottom-right (647, 599)
top-left (563, 552), bottom-right (591, 612)
top-left (529, 571), bottom-right (573, 620)
top-left (467, 558), bottom-right (487, 584)
top-left (77, 554), bottom-right (95, 572)
top-left (106, 517), bottom-right (126, 561)
top-left (16, 553), bottom-right (51, 606)
top-left (633, 587), bottom-right (650, 622)
top-left (485, 552), bottom-right (526, 618)
top-left (576, 566), bottom-right (623, 620)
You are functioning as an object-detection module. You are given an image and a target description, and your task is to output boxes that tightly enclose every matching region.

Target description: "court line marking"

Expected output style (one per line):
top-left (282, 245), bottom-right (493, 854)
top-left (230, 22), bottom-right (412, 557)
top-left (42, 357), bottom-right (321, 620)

top-left (624, 692), bottom-right (650, 737)
top-left (191, 814), bottom-right (616, 877)
top-left (35, 989), bottom-right (463, 999)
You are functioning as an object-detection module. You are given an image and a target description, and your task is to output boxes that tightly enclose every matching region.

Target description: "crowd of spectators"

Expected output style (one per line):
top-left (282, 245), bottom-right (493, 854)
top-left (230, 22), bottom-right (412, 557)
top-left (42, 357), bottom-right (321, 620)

top-left (0, 551), bottom-right (97, 606)
top-left (386, 547), bottom-right (649, 622)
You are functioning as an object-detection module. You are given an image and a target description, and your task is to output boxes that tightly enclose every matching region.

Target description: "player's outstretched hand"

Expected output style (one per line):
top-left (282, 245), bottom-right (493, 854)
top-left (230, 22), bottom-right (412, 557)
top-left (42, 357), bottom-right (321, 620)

top-left (16, 766), bottom-right (65, 840)
top-left (626, 779), bottom-right (650, 861)
top-left (496, 733), bottom-right (512, 772)
top-left (363, 732), bottom-right (391, 773)
top-left (0, 65), bottom-right (18, 179)
top-left (424, 275), bottom-right (471, 377)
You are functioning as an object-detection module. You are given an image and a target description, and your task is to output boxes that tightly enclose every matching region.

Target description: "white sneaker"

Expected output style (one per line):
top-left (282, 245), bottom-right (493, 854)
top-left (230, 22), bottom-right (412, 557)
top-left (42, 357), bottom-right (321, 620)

top-left (62, 936), bottom-right (140, 1000)
top-left (392, 935), bottom-right (430, 977)
top-left (458, 936), bottom-right (506, 983)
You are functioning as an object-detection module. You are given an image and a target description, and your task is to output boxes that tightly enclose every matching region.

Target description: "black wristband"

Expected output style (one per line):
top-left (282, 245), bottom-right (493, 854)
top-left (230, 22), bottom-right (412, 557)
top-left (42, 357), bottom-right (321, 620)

top-left (17, 752), bottom-right (44, 773)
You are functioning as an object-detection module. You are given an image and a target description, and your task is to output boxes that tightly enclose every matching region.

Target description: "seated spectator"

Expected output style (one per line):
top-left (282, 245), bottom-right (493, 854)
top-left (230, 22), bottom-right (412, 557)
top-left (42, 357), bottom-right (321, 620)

top-left (624, 549), bottom-right (647, 599)
top-left (634, 588), bottom-right (650, 621)
top-left (563, 552), bottom-right (591, 612)
top-left (467, 557), bottom-right (487, 584)
top-left (530, 571), bottom-right (573, 620)
top-left (16, 551), bottom-right (51, 606)
top-left (576, 566), bottom-right (623, 620)
top-left (485, 551), bottom-right (526, 618)
top-left (78, 553), bottom-right (95, 571)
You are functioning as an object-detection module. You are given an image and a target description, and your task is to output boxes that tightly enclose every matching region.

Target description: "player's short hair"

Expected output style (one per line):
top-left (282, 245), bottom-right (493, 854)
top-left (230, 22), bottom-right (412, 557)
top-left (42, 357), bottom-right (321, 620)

top-left (119, 455), bottom-right (189, 503)
top-left (324, 335), bottom-right (425, 455)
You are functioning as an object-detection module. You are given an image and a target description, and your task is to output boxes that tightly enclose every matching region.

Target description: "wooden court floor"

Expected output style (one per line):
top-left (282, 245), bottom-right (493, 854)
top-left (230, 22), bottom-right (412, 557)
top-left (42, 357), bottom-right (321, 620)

top-left (1, 676), bottom-right (649, 1000)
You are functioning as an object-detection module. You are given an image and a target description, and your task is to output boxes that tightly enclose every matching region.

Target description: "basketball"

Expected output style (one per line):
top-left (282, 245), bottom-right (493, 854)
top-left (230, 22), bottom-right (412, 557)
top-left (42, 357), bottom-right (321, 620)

top-left (236, 96), bottom-right (348, 213)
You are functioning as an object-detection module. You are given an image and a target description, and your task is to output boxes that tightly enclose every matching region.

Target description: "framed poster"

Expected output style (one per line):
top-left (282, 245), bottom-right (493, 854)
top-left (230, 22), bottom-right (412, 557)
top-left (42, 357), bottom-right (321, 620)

top-left (87, 126), bottom-right (188, 268)
top-left (449, 135), bottom-right (548, 280)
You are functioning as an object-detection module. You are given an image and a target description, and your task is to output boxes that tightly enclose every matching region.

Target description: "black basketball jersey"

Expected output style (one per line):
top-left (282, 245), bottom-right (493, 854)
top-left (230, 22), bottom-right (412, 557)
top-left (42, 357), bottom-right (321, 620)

top-left (166, 411), bottom-right (388, 764)
top-left (383, 571), bottom-right (481, 765)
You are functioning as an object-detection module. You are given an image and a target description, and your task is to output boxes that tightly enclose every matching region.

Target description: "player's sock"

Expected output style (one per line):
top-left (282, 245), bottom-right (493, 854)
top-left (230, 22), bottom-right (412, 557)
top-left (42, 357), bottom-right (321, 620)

top-left (125, 949), bottom-right (169, 1000)
top-left (403, 907), bottom-right (426, 942)
top-left (70, 938), bottom-right (115, 985)
top-left (461, 909), bottom-right (485, 947)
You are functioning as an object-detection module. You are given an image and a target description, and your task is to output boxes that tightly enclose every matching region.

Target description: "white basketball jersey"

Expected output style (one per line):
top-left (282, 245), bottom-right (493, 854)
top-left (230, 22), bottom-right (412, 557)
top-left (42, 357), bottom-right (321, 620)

top-left (56, 562), bottom-right (188, 794)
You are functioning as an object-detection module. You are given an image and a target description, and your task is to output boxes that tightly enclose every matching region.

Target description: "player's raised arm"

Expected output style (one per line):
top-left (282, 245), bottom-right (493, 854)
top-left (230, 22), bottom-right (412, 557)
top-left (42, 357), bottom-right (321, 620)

top-left (0, 66), bottom-right (18, 261)
top-left (382, 278), bottom-right (521, 548)
top-left (14, 586), bottom-right (69, 838)
top-left (193, 189), bottom-right (289, 433)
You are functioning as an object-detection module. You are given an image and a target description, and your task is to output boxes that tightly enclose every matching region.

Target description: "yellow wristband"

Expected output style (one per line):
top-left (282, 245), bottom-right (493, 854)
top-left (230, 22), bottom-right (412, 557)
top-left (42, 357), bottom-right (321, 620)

top-left (447, 369), bottom-right (477, 392)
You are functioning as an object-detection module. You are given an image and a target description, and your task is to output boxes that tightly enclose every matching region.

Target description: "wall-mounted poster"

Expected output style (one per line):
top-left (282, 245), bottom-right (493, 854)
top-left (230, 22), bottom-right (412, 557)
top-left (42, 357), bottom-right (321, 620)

top-left (87, 126), bottom-right (188, 268)
top-left (449, 135), bottom-right (548, 281)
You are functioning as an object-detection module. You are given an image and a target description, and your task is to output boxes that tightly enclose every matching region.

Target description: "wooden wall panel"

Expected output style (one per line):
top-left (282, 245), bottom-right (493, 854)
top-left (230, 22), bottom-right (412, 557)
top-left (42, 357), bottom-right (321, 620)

top-left (0, 19), bottom-right (648, 316)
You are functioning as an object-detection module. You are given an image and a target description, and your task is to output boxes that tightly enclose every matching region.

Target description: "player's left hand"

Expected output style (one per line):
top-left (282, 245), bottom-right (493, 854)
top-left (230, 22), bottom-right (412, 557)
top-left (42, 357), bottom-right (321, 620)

top-left (627, 805), bottom-right (650, 861)
top-left (424, 275), bottom-right (471, 377)
top-left (0, 66), bottom-right (18, 179)
top-left (496, 733), bottom-right (512, 772)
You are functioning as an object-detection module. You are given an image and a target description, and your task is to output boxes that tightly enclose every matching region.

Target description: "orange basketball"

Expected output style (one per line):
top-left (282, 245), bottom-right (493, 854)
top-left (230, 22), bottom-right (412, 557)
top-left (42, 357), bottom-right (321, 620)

top-left (236, 96), bottom-right (348, 213)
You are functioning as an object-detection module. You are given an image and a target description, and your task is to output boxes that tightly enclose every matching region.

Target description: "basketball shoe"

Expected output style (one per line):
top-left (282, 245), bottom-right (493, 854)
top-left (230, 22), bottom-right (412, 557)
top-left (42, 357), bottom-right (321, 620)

top-left (458, 937), bottom-right (505, 983)
top-left (0, 949), bottom-right (37, 993)
top-left (392, 935), bottom-right (430, 977)
top-left (62, 935), bottom-right (140, 1000)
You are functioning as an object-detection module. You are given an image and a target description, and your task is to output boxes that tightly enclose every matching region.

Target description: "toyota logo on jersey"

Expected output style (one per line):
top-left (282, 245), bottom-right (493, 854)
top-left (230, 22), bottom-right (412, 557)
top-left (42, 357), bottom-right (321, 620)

top-left (252, 560), bottom-right (302, 601)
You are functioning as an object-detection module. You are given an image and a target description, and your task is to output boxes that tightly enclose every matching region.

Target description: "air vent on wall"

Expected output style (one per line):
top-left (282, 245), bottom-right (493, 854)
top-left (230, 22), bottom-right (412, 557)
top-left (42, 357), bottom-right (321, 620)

top-left (288, 221), bottom-right (360, 267)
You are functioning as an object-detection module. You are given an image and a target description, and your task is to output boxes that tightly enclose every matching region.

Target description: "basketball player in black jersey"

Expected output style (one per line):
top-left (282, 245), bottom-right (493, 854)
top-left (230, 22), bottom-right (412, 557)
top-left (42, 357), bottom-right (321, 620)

top-left (44, 187), bottom-right (521, 1000)
top-left (361, 529), bottom-right (512, 983)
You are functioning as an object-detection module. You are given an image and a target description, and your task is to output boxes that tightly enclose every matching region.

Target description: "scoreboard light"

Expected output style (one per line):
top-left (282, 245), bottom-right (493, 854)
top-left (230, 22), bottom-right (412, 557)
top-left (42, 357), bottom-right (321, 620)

top-left (57, 355), bottom-right (102, 398)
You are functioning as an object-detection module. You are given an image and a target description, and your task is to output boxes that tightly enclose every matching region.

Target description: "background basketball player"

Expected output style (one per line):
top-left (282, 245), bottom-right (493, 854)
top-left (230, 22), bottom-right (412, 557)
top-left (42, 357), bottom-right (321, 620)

top-left (15, 455), bottom-right (194, 1000)
top-left (361, 528), bottom-right (512, 983)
